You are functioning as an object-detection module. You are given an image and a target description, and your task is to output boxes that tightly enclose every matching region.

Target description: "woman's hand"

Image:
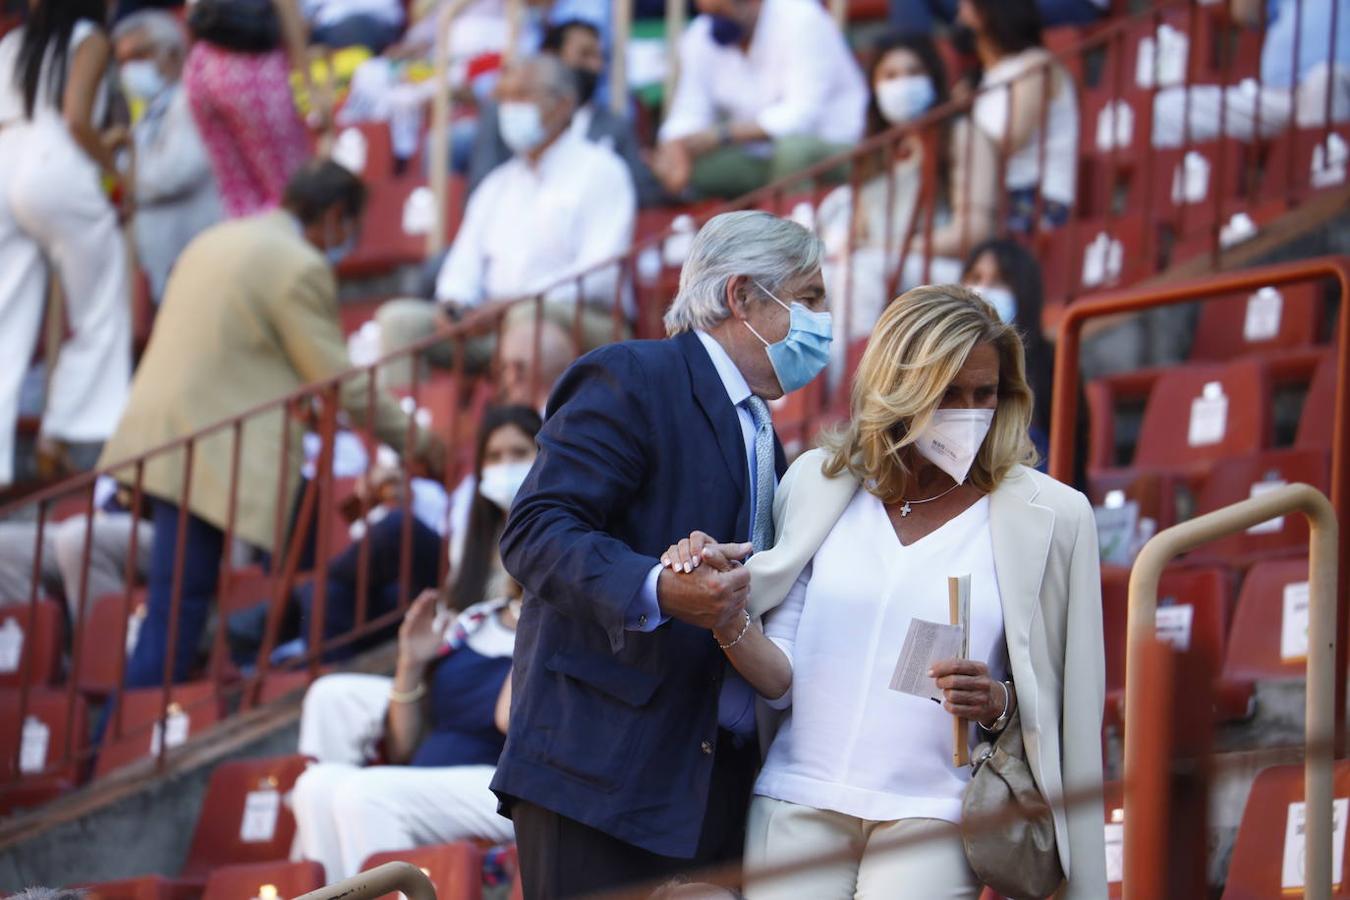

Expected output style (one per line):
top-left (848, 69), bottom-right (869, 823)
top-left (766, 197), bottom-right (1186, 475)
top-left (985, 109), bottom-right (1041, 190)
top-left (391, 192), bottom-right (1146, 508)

top-left (660, 531), bottom-right (753, 574)
top-left (930, 659), bottom-right (1010, 728)
top-left (396, 589), bottom-right (444, 670)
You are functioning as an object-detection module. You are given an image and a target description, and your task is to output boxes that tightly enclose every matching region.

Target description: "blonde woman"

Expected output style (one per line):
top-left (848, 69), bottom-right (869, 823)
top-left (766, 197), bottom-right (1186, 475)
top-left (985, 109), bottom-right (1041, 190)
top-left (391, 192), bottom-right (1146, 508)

top-left (661, 285), bottom-right (1105, 898)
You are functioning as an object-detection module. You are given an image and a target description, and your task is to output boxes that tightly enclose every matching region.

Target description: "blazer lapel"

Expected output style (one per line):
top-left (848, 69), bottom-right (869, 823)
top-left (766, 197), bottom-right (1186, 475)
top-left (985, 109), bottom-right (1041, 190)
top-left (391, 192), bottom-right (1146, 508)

top-left (677, 331), bottom-right (750, 509)
top-left (989, 467), bottom-right (1057, 675)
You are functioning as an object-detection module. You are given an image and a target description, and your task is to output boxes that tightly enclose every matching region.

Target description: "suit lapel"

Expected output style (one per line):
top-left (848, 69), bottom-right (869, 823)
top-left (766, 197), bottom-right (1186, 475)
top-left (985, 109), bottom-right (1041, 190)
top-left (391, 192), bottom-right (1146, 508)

top-left (677, 331), bottom-right (750, 510)
top-left (989, 468), bottom-right (1056, 677)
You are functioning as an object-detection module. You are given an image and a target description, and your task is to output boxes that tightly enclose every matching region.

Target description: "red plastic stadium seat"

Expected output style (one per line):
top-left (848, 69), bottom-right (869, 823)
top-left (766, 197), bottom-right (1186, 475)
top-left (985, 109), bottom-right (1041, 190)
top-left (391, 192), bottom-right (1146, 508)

top-left (79, 876), bottom-right (177, 900)
top-left (78, 591), bottom-right (144, 696)
top-left (1221, 761), bottom-right (1350, 899)
top-left (0, 688), bottom-right (89, 814)
top-left (181, 755), bottom-right (313, 879)
top-left (95, 681), bottom-right (221, 778)
top-left (200, 860), bottom-right (326, 900)
top-left (1256, 126), bottom-right (1350, 205)
top-left (1296, 352), bottom-right (1339, 451)
top-left (359, 841), bottom-right (485, 900)
top-left (330, 122), bottom-right (396, 185)
top-left (1222, 557), bottom-right (1317, 683)
top-left (1041, 215), bottom-right (1150, 303)
top-left (1189, 283), bottom-right (1324, 361)
top-left (1101, 564), bottom-right (1250, 726)
top-left (1132, 360), bottom-right (1271, 471)
top-left (0, 599), bottom-right (65, 687)
top-left (1189, 448), bottom-right (1330, 565)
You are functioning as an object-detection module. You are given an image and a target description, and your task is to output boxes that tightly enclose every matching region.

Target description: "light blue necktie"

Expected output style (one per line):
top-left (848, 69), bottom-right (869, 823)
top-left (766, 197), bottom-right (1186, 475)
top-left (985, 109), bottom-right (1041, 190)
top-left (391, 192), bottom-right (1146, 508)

top-left (745, 395), bottom-right (776, 552)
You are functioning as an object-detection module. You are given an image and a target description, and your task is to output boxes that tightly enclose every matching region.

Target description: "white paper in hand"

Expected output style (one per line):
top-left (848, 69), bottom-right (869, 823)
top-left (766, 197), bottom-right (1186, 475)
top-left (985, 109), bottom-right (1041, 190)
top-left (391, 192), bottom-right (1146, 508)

top-left (890, 618), bottom-right (964, 702)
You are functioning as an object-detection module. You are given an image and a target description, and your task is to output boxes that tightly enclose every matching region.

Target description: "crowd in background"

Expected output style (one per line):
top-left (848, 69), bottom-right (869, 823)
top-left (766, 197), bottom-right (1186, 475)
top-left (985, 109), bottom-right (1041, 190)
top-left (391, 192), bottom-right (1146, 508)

top-left (0, 0), bottom-right (1347, 893)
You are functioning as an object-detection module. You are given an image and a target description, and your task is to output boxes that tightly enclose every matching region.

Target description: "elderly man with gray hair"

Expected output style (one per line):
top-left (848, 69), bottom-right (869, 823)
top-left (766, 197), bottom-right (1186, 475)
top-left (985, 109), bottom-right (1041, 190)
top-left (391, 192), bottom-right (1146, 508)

top-left (492, 210), bottom-right (831, 898)
top-left (375, 52), bottom-right (637, 386)
top-left (111, 10), bottom-right (222, 303)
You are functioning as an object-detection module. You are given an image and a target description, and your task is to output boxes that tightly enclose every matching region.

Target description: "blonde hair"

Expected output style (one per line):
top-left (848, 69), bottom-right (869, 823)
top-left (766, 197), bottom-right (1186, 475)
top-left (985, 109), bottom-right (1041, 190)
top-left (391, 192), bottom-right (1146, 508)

top-left (821, 284), bottom-right (1038, 502)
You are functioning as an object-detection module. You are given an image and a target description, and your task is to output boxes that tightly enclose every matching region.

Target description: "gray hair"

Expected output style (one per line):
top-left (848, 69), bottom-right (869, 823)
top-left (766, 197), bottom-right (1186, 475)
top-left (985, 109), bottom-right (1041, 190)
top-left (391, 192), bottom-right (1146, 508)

top-left (664, 211), bottom-right (824, 336)
top-left (7, 889), bottom-right (86, 900)
top-left (516, 53), bottom-right (579, 105)
top-left (112, 10), bottom-right (187, 56)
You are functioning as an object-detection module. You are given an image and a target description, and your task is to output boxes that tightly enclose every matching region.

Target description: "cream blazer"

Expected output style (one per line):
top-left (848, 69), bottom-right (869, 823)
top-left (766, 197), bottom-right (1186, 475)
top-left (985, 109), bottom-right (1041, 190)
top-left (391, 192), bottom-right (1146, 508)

top-left (746, 448), bottom-right (1107, 899)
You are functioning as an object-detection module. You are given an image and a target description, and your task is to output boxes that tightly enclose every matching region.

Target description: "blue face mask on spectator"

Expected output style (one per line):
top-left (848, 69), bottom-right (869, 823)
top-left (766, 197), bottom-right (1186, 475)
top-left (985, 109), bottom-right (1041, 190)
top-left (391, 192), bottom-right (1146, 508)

top-left (744, 280), bottom-right (833, 394)
top-left (325, 221), bottom-right (357, 265)
top-left (709, 14), bottom-right (745, 46)
top-left (875, 75), bottom-right (936, 125)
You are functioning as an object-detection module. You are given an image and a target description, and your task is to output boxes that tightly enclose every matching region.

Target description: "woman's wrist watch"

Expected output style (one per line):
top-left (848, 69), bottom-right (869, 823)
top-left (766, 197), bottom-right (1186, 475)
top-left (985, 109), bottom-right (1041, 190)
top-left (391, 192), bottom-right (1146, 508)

top-left (981, 680), bottom-right (1014, 734)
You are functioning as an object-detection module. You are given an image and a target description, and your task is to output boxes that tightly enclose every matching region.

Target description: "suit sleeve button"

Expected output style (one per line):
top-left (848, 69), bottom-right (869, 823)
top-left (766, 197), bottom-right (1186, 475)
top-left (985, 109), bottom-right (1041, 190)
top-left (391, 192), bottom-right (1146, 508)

top-left (700, 740), bottom-right (713, 755)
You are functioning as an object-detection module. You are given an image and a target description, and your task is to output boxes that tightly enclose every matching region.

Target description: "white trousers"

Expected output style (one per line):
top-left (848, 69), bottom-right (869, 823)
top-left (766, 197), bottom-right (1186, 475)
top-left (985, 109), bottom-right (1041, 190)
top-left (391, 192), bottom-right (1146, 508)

top-left (743, 796), bottom-right (981, 900)
top-left (1152, 63), bottom-right (1350, 148)
top-left (0, 123), bottom-right (130, 484)
top-left (0, 513), bottom-right (154, 617)
top-left (291, 672), bottom-right (514, 880)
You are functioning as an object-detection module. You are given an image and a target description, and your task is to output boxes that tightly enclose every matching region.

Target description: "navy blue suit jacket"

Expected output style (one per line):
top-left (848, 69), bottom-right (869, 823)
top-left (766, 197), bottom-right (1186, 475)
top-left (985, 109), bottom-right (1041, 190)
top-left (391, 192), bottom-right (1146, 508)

top-left (492, 330), bottom-right (786, 858)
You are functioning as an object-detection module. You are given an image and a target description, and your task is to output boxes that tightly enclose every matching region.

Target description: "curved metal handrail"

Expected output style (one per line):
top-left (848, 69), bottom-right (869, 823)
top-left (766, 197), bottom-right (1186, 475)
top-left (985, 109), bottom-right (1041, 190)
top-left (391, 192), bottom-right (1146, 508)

top-left (296, 861), bottom-right (437, 900)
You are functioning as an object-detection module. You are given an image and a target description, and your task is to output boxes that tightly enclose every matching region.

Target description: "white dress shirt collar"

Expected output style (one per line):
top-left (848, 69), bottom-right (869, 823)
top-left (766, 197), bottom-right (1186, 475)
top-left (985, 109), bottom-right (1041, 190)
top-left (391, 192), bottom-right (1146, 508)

top-left (694, 330), bottom-right (753, 408)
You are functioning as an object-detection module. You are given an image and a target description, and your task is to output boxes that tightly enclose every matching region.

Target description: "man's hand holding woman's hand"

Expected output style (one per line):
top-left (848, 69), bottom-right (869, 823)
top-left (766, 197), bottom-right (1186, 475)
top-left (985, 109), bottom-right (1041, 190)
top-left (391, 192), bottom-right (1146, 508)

top-left (656, 530), bottom-right (754, 633)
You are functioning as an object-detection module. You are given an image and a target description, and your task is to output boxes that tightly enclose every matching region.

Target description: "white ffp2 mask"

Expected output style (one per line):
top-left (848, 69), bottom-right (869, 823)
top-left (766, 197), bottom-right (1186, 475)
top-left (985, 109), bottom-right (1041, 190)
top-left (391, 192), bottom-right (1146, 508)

top-left (911, 408), bottom-right (995, 485)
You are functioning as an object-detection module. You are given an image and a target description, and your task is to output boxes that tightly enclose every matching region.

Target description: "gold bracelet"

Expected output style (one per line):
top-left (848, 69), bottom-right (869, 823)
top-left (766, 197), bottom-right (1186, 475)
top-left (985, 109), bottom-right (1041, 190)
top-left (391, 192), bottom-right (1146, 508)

top-left (717, 611), bottom-right (753, 650)
top-left (388, 682), bottom-right (426, 704)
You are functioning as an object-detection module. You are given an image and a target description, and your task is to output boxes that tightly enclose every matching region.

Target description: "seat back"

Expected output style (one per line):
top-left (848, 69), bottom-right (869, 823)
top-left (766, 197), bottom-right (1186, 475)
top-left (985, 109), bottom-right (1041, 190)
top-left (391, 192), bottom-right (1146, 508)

top-left (1191, 448), bottom-right (1330, 565)
top-left (0, 688), bottom-right (88, 781)
top-left (182, 755), bottom-right (313, 879)
top-left (1221, 761), bottom-right (1350, 899)
top-left (359, 841), bottom-right (485, 900)
top-left (78, 591), bottom-right (144, 696)
top-left (1133, 361), bottom-right (1270, 470)
top-left (1189, 284), bottom-right (1324, 362)
top-left (95, 681), bottom-right (221, 778)
top-left (1222, 557), bottom-right (1317, 683)
top-left (200, 860), bottom-right (326, 900)
top-left (0, 599), bottom-right (65, 688)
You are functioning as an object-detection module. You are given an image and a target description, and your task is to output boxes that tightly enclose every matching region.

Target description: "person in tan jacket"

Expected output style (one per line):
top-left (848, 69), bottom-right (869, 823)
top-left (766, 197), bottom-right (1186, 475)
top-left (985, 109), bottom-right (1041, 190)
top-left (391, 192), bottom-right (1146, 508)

top-left (99, 160), bottom-right (444, 689)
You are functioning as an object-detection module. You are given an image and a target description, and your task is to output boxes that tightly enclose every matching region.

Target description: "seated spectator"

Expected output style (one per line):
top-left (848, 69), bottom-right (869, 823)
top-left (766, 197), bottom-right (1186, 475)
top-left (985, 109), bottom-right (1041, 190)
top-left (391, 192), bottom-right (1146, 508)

top-left (967, 0), bottom-right (1078, 232)
top-left (304, 0), bottom-right (405, 54)
top-left (961, 238), bottom-right (1053, 457)
top-left (111, 10), bottom-right (222, 304)
top-left (375, 54), bottom-right (635, 384)
top-left (468, 19), bottom-right (663, 206)
top-left (816, 32), bottom-right (996, 384)
top-left (887, 0), bottom-right (1104, 34)
top-left (652, 0), bottom-right (868, 200)
top-left (296, 405), bottom-right (541, 659)
top-left (98, 161), bottom-right (442, 688)
top-left (290, 408), bottom-right (541, 878)
top-left (1152, 0), bottom-right (1350, 147)
top-left (0, 476), bottom-right (153, 618)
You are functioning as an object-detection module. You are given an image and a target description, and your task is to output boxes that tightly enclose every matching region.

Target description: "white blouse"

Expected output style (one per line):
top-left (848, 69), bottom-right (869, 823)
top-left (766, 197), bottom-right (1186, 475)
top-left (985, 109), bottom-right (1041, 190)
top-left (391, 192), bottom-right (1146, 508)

top-left (754, 489), bottom-right (1006, 824)
top-left (973, 49), bottom-right (1079, 207)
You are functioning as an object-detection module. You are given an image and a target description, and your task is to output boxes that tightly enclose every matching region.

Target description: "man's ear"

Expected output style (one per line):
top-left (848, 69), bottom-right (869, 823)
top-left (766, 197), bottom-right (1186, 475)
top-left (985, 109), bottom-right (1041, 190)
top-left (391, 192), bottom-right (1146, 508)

top-left (724, 274), bottom-right (752, 321)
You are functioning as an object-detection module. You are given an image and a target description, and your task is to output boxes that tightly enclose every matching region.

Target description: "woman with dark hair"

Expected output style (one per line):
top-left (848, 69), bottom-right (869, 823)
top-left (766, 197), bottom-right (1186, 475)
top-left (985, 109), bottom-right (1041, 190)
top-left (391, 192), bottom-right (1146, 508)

top-left (184, 0), bottom-right (318, 216)
top-left (816, 31), bottom-right (996, 385)
top-left (296, 403), bottom-right (542, 658)
top-left (963, 0), bottom-right (1078, 233)
top-left (961, 238), bottom-right (1052, 437)
top-left (0, 0), bottom-right (131, 487)
top-left (289, 405), bottom-right (542, 879)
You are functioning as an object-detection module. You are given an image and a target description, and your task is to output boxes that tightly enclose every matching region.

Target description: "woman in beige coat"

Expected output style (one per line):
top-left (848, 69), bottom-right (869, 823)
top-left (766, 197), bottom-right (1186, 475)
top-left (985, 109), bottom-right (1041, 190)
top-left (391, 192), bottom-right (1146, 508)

top-left (662, 285), bottom-right (1106, 898)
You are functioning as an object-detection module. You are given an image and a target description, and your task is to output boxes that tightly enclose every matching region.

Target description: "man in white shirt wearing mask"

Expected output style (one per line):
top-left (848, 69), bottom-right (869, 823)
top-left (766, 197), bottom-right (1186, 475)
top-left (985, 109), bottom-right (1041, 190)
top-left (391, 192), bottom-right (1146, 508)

top-left (652, 0), bottom-right (868, 200)
top-left (375, 53), bottom-right (636, 385)
top-left (112, 10), bottom-right (222, 304)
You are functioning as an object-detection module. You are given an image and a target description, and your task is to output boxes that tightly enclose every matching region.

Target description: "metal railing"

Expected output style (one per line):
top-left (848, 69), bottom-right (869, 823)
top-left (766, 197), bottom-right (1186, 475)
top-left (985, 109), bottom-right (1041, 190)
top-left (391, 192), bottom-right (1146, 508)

top-left (1049, 256), bottom-right (1350, 748)
top-left (1124, 482), bottom-right (1340, 899)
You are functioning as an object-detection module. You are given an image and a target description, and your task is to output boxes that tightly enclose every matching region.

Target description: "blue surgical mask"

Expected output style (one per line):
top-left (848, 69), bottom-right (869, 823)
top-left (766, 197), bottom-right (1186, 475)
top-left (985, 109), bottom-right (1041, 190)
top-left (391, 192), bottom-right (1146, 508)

top-left (499, 101), bottom-right (547, 154)
top-left (325, 223), bottom-right (357, 265)
top-left (968, 284), bottom-right (1017, 323)
top-left (874, 75), bottom-right (936, 125)
top-left (709, 14), bottom-right (745, 46)
top-left (120, 59), bottom-right (166, 101)
top-left (744, 280), bottom-right (833, 394)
